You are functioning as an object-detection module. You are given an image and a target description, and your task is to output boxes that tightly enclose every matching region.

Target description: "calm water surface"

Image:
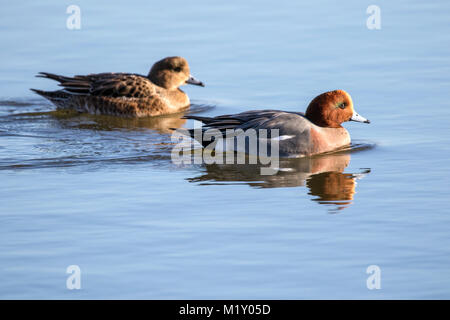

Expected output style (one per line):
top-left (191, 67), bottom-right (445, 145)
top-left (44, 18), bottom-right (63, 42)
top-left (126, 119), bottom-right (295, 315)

top-left (1, 0), bottom-right (450, 299)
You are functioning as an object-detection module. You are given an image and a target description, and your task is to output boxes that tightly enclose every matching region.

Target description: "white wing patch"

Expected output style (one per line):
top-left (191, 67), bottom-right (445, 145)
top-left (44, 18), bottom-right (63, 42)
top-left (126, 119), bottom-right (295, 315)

top-left (273, 135), bottom-right (295, 141)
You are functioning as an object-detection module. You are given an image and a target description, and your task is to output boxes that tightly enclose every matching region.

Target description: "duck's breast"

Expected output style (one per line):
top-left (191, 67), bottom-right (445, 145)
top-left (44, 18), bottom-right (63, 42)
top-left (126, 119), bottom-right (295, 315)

top-left (309, 125), bottom-right (350, 155)
top-left (262, 114), bottom-right (350, 156)
top-left (162, 88), bottom-right (190, 111)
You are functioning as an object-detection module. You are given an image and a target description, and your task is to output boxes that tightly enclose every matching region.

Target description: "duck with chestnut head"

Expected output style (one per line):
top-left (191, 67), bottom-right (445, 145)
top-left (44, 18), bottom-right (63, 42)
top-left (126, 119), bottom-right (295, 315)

top-left (185, 90), bottom-right (370, 157)
top-left (31, 56), bottom-right (205, 117)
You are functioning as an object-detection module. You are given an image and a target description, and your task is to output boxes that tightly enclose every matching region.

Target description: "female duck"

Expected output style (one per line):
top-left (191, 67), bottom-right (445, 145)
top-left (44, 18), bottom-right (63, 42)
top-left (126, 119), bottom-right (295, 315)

top-left (31, 56), bottom-right (204, 117)
top-left (185, 90), bottom-right (370, 157)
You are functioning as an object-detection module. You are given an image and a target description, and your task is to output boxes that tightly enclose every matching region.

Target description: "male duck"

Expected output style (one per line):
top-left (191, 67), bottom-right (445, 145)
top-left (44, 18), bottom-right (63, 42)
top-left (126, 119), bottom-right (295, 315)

top-left (31, 56), bottom-right (204, 117)
top-left (185, 90), bottom-right (370, 157)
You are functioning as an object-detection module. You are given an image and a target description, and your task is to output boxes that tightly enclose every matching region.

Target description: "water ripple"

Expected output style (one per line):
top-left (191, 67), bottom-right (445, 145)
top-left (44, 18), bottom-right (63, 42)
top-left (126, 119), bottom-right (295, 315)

top-left (0, 99), bottom-right (214, 171)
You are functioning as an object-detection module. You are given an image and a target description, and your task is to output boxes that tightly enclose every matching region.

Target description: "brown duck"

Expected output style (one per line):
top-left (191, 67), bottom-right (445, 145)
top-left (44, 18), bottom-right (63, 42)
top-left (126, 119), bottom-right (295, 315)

top-left (31, 56), bottom-right (205, 117)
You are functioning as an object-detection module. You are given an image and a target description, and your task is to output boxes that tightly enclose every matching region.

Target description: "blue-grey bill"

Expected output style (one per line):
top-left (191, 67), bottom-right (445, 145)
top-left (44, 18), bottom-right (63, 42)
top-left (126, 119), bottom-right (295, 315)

top-left (186, 75), bottom-right (205, 87)
top-left (350, 110), bottom-right (370, 123)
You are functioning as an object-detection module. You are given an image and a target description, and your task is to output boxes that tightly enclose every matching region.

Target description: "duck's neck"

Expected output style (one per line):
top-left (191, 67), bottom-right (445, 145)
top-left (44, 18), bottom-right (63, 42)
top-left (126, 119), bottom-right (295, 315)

top-left (305, 115), bottom-right (342, 128)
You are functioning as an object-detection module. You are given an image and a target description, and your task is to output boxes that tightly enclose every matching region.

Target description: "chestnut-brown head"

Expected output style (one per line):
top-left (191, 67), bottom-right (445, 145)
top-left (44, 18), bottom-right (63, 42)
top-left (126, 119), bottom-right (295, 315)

top-left (148, 56), bottom-right (204, 90)
top-left (305, 90), bottom-right (370, 128)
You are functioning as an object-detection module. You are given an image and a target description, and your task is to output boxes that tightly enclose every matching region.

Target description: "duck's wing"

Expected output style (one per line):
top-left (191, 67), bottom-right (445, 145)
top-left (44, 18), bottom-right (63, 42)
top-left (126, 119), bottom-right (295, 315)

top-left (185, 110), bottom-right (308, 135)
top-left (36, 72), bottom-right (157, 98)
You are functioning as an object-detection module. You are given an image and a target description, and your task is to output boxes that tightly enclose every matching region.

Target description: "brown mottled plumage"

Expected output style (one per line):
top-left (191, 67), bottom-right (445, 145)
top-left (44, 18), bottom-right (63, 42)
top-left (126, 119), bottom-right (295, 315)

top-left (31, 56), bottom-right (205, 117)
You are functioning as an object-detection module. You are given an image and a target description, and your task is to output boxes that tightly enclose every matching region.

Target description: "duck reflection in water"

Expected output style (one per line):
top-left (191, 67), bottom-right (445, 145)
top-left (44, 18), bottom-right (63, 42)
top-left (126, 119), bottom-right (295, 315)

top-left (188, 152), bottom-right (370, 212)
top-left (51, 105), bottom-right (213, 133)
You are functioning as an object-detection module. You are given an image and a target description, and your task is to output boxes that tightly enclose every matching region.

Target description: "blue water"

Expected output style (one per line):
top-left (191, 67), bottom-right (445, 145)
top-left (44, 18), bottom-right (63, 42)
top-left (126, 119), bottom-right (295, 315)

top-left (1, 0), bottom-right (450, 299)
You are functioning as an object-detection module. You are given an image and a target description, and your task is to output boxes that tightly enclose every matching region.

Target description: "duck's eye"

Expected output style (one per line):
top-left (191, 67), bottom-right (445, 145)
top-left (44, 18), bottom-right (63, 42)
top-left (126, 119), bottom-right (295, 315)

top-left (174, 67), bottom-right (182, 72)
top-left (338, 102), bottom-right (346, 109)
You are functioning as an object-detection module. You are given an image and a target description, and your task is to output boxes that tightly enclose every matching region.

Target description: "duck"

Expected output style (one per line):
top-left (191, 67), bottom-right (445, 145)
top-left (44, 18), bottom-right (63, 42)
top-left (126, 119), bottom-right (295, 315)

top-left (183, 90), bottom-right (370, 157)
top-left (31, 56), bottom-right (205, 117)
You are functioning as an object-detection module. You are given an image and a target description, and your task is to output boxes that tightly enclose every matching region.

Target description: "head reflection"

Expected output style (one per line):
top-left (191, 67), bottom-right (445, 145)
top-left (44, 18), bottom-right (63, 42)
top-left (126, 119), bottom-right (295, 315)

top-left (188, 153), bottom-right (370, 212)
